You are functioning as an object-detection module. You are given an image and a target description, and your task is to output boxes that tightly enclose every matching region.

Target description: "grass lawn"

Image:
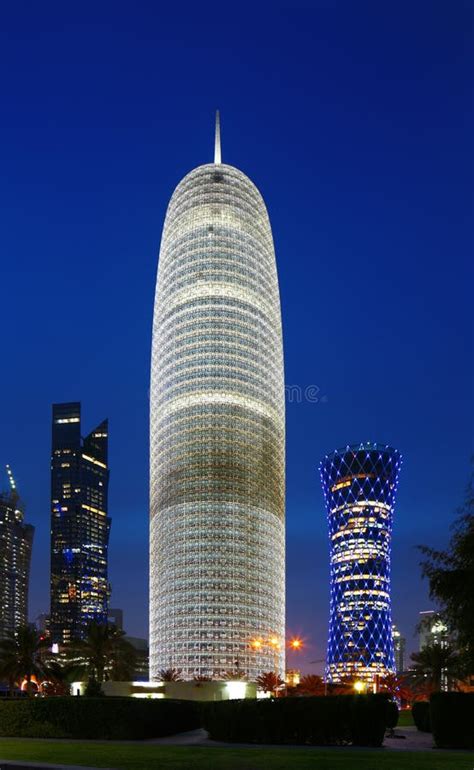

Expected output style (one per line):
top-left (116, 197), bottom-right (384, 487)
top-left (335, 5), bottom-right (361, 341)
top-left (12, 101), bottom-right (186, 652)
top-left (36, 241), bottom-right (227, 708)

top-left (0, 741), bottom-right (472, 770)
top-left (398, 709), bottom-right (415, 726)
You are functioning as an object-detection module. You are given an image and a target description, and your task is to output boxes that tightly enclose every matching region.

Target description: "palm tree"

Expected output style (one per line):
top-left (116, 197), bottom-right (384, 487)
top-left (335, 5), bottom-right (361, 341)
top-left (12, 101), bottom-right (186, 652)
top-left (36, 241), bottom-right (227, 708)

top-left (222, 668), bottom-right (247, 681)
top-left (69, 622), bottom-right (136, 684)
top-left (256, 671), bottom-right (284, 696)
top-left (0, 626), bottom-right (50, 696)
top-left (298, 673), bottom-right (326, 696)
top-left (108, 638), bottom-right (137, 681)
top-left (410, 643), bottom-right (460, 691)
top-left (158, 667), bottom-right (183, 682)
top-left (40, 660), bottom-right (74, 696)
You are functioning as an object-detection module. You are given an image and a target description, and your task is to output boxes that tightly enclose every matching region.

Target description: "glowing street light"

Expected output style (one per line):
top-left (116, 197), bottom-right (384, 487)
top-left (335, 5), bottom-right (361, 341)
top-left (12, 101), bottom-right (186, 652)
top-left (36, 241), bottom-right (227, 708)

top-left (353, 680), bottom-right (366, 693)
top-left (289, 637), bottom-right (303, 650)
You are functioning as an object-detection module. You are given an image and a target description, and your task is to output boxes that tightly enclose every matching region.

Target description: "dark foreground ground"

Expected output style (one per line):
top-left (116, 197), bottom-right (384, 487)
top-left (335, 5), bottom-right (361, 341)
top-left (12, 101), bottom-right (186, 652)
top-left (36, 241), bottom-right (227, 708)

top-left (0, 729), bottom-right (472, 770)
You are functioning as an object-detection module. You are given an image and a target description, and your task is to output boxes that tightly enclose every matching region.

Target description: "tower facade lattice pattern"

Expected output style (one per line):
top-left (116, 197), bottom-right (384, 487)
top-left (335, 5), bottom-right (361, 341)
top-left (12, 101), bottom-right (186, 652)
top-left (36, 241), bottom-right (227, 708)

top-left (320, 443), bottom-right (401, 683)
top-left (150, 160), bottom-right (285, 680)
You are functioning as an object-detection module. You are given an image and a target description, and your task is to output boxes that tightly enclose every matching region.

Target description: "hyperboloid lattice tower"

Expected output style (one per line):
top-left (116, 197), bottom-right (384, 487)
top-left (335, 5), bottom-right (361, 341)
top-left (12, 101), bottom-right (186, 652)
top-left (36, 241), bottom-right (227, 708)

top-left (320, 442), bottom-right (401, 683)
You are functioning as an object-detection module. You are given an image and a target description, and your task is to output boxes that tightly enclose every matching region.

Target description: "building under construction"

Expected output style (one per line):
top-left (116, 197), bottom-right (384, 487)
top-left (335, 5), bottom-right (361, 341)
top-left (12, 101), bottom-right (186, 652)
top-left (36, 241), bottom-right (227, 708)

top-left (0, 466), bottom-right (34, 638)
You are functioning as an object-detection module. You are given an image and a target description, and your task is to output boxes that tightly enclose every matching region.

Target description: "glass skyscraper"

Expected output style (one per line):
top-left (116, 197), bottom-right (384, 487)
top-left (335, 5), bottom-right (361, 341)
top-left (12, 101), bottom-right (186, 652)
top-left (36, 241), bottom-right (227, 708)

top-left (50, 402), bottom-right (111, 644)
top-left (320, 442), bottom-right (401, 683)
top-left (150, 115), bottom-right (285, 680)
top-left (0, 467), bottom-right (34, 638)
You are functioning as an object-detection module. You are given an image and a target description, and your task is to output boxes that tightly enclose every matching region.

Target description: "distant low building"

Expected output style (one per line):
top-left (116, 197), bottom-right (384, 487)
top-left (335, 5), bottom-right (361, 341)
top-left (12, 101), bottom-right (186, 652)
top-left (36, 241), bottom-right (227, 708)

top-left (285, 669), bottom-right (301, 687)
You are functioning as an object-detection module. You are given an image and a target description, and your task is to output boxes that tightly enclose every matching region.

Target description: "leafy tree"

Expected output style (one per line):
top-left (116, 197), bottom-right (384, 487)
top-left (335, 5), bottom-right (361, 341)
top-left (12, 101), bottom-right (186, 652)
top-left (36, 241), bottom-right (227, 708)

top-left (256, 671), bottom-right (284, 695)
top-left (158, 667), bottom-right (183, 682)
top-left (69, 622), bottom-right (136, 683)
top-left (298, 673), bottom-right (326, 696)
top-left (410, 643), bottom-right (461, 692)
top-left (419, 464), bottom-right (474, 671)
top-left (379, 673), bottom-right (413, 704)
top-left (84, 676), bottom-right (104, 696)
top-left (0, 626), bottom-right (50, 696)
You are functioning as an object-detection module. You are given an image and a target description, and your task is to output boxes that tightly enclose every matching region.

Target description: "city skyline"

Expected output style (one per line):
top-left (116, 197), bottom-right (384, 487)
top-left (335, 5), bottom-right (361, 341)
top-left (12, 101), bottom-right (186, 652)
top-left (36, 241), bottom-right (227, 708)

top-left (0, 4), bottom-right (471, 673)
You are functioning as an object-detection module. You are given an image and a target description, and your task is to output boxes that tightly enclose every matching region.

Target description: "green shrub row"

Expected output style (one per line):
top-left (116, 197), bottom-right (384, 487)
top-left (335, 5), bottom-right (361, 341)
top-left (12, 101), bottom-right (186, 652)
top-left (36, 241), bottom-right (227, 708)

top-left (430, 692), bottom-right (474, 750)
top-left (0, 697), bottom-right (201, 740)
top-left (203, 694), bottom-right (396, 746)
top-left (412, 701), bottom-right (431, 732)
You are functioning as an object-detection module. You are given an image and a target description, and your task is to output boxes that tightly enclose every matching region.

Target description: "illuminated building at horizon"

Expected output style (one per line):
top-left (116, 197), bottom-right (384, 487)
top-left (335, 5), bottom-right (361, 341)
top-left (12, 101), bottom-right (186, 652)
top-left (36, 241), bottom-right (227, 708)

top-left (392, 623), bottom-right (406, 672)
top-left (418, 610), bottom-right (450, 650)
top-left (50, 402), bottom-right (111, 644)
top-left (0, 466), bottom-right (34, 638)
top-left (320, 442), bottom-right (402, 683)
top-left (150, 114), bottom-right (285, 680)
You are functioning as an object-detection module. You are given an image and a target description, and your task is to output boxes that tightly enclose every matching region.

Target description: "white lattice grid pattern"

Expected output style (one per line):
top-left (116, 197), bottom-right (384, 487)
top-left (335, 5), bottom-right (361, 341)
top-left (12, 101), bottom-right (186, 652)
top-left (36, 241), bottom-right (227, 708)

top-left (150, 163), bottom-right (285, 679)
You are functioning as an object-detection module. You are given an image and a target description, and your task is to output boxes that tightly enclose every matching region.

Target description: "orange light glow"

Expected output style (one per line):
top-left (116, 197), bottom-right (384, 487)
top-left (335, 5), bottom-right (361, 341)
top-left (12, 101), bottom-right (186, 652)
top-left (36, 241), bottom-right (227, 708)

top-left (269, 636), bottom-right (280, 648)
top-left (250, 639), bottom-right (263, 650)
top-left (289, 638), bottom-right (303, 650)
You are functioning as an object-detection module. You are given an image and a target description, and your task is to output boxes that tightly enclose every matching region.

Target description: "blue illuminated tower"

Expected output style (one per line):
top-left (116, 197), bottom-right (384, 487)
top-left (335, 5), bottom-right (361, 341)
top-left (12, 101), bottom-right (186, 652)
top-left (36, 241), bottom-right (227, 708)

top-left (320, 442), bottom-right (401, 683)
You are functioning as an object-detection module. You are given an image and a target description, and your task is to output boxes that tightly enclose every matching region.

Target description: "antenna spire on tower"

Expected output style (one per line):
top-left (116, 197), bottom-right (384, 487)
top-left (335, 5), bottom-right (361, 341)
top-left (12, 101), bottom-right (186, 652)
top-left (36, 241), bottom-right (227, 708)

top-left (214, 110), bottom-right (222, 164)
top-left (5, 464), bottom-right (16, 492)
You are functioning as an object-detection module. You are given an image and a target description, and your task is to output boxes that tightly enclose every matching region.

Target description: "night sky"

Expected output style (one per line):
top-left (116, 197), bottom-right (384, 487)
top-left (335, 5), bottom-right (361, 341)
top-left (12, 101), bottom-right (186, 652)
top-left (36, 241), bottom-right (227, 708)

top-left (1, 2), bottom-right (472, 674)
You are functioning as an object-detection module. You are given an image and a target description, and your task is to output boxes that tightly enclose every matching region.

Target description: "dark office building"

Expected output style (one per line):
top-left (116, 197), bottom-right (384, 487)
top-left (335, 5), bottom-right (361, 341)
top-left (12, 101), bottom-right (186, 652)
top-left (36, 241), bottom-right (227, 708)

top-left (0, 467), bottom-right (34, 638)
top-left (108, 608), bottom-right (124, 631)
top-left (50, 403), bottom-right (111, 644)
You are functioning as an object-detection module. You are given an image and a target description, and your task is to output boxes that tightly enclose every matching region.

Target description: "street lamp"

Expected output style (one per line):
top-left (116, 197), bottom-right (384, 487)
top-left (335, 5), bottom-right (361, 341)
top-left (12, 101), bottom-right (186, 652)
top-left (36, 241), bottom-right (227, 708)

top-left (288, 637), bottom-right (303, 651)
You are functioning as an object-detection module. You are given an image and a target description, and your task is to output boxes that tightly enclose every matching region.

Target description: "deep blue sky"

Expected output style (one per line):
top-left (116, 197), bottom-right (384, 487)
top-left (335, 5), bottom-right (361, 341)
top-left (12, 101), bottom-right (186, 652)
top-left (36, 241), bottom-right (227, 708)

top-left (0, 1), bottom-right (472, 673)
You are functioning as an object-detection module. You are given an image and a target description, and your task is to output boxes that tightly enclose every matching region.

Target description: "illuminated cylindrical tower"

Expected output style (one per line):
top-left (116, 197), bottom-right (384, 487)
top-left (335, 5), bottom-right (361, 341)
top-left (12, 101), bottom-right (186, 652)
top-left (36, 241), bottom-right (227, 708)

top-left (150, 114), bottom-right (285, 680)
top-left (320, 442), bottom-right (401, 683)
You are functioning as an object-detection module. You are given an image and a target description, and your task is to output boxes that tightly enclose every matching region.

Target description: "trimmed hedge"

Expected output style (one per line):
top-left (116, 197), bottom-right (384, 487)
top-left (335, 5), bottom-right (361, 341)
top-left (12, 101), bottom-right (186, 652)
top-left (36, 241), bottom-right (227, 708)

top-left (412, 701), bottom-right (431, 732)
top-left (203, 694), bottom-right (393, 746)
top-left (0, 697), bottom-right (200, 739)
top-left (430, 692), bottom-right (474, 750)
